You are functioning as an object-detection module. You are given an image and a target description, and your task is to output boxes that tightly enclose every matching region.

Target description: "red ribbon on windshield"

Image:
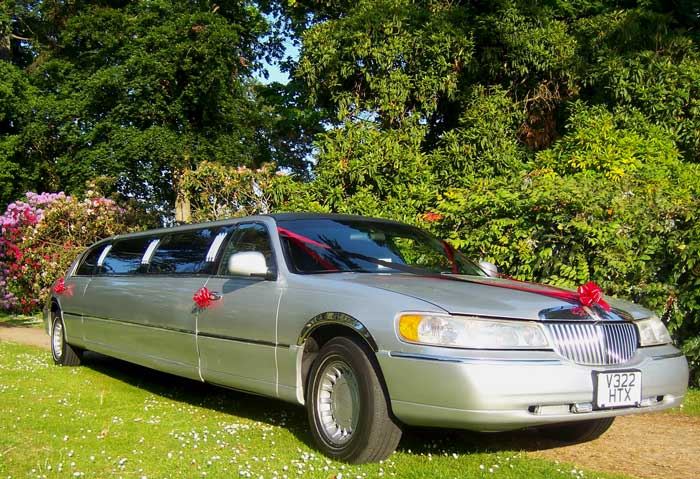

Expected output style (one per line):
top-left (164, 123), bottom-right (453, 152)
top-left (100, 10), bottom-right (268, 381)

top-left (278, 227), bottom-right (331, 249)
top-left (441, 241), bottom-right (459, 274)
top-left (277, 226), bottom-right (338, 271)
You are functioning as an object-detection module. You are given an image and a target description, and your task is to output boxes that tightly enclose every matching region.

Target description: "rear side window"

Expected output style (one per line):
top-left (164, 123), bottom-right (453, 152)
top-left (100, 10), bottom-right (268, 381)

top-left (75, 244), bottom-right (109, 276)
top-left (100, 237), bottom-right (154, 275)
top-left (149, 228), bottom-right (223, 275)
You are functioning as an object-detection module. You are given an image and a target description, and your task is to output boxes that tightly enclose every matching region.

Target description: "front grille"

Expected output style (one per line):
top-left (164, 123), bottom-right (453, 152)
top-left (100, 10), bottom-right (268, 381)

top-left (546, 322), bottom-right (638, 365)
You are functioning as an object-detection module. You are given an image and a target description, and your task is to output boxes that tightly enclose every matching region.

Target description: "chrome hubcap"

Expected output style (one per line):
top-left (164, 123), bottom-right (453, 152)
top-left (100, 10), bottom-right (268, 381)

top-left (316, 360), bottom-right (360, 445)
top-left (52, 320), bottom-right (63, 358)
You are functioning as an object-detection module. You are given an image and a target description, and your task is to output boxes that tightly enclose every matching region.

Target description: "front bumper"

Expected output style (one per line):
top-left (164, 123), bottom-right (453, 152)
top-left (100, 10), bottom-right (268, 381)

top-left (377, 344), bottom-right (688, 432)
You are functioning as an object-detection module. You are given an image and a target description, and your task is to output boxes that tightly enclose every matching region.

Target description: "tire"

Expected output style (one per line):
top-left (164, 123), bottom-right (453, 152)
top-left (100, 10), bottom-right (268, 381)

top-left (539, 417), bottom-right (615, 444)
top-left (51, 312), bottom-right (82, 366)
top-left (306, 336), bottom-right (402, 463)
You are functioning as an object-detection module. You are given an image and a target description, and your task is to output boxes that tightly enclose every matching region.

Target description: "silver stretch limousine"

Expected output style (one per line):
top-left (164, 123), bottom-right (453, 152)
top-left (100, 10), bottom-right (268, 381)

top-left (44, 213), bottom-right (688, 463)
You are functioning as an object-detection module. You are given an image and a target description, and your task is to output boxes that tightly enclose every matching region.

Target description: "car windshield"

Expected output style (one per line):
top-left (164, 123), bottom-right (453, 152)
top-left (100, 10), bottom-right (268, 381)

top-left (277, 218), bottom-right (485, 276)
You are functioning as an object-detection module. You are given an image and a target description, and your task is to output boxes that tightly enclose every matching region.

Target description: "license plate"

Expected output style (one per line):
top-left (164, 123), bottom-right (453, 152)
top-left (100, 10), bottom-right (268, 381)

top-left (595, 371), bottom-right (642, 408)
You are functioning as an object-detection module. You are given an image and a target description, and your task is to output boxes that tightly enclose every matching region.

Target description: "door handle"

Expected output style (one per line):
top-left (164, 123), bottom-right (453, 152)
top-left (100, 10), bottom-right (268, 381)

top-left (209, 292), bottom-right (222, 301)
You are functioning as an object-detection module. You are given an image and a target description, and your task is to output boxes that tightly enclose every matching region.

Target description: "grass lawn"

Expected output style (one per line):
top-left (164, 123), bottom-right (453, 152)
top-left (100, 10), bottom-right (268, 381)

top-left (0, 341), bottom-right (633, 479)
top-left (673, 388), bottom-right (700, 416)
top-left (0, 310), bottom-right (43, 328)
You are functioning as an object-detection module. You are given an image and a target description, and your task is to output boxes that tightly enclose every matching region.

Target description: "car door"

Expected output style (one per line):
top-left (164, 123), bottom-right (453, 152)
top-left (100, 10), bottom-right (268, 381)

top-left (136, 225), bottom-right (234, 379)
top-left (198, 222), bottom-right (282, 397)
top-left (59, 242), bottom-right (111, 345)
top-left (81, 236), bottom-right (169, 367)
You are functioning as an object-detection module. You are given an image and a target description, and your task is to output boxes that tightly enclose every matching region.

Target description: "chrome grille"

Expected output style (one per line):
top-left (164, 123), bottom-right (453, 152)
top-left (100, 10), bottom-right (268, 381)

top-left (546, 322), bottom-right (638, 365)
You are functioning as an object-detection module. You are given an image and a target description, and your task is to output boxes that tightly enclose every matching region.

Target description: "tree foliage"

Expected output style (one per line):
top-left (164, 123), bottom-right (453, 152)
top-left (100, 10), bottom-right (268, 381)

top-left (275, 0), bottom-right (700, 382)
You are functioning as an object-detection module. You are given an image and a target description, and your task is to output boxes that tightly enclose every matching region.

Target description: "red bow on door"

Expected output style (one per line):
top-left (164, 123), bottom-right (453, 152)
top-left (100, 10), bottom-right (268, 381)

top-left (193, 287), bottom-right (217, 309)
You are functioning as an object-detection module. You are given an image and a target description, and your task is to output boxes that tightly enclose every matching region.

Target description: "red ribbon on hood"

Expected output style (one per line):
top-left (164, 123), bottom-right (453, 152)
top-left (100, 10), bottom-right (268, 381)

top-left (576, 281), bottom-right (611, 311)
top-left (471, 277), bottom-right (611, 312)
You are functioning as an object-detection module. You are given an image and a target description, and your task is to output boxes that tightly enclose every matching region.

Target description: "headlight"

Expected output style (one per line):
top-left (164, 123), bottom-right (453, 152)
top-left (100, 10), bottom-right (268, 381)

top-left (636, 316), bottom-right (672, 346)
top-left (397, 313), bottom-right (549, 349)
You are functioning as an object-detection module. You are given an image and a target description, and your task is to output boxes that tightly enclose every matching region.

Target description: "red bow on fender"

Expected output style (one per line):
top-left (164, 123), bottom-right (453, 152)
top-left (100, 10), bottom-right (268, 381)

top-left (54, 277), bottom-right (67, 295)
top-left (193, 287), bottom-right (216, 309)
top-left (577, 281), bottom-right (611, 312)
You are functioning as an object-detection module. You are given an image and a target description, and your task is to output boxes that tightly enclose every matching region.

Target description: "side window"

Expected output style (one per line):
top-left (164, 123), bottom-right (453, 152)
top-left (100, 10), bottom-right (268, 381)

top-left (218, 223), bottom-right (276, 276)
top-left (100, 237), bottom-right (154, 275)
top-left (149, 228), bottom-right (221, 275)
top-left (75, 244), bottom-right (109, 276)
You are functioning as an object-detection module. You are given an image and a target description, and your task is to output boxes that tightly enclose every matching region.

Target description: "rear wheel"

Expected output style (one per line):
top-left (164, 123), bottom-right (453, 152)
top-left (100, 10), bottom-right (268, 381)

top-left (540, 417), bottom-right (615, 443)
top-left (51, 312), bottom-right (82, 366)
top-left (307, 336), bottom-right (402, 463)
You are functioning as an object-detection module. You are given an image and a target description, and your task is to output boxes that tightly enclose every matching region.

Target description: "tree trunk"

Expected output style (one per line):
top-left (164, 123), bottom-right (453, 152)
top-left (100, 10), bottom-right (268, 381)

top-left (174, 168), bottom-right (191, 223)
top-left (0, 34), bottom-right (11, 61)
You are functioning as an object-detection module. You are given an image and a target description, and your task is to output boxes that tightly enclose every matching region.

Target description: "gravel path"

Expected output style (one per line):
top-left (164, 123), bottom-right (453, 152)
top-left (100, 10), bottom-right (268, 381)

top-left (1, 326), bottom-right (696, 479)
top-left (0, 323), bottom-right (48, 349)
top-left (529, 413), bottom-right (700, 479)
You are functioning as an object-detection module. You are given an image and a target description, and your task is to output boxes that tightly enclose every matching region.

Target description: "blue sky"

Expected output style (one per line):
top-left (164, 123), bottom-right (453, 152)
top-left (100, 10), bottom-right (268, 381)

top-left (256, 40), bottom-right (300, 85)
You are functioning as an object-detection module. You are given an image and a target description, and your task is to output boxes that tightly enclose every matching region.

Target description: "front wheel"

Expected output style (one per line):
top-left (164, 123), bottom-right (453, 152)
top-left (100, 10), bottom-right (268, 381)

top-left (307, 337), bottom-right (402, 463)
top-left (539, 417), bottom-right (615, 444)
top-left (51, 313), bottom-right (82, 366)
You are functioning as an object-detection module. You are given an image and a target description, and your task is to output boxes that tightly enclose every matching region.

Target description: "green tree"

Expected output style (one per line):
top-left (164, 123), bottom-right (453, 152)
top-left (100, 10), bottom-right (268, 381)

top-left (277, 0), bottom-right (700, 380)
top-left (0, 1), bottom-right (318, 215)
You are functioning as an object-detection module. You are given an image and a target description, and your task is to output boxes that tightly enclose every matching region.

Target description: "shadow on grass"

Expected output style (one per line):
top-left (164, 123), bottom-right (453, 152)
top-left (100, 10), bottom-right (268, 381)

top-left (0, 315), bottom-right (42, 328)
top-left (82, 351), bottom-right (569, 457)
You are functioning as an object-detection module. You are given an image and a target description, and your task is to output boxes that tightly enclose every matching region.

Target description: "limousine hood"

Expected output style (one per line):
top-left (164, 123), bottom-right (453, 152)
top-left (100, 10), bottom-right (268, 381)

top-left (324, 273), bottom-right (650, 321)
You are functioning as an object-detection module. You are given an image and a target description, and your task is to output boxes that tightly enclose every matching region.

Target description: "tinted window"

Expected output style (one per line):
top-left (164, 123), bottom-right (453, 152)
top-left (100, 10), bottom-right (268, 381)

top-left (218, 224), bottom-right (275, 275)
top-left (100, 237), bottom-right (154, 275)
top-left (75, 244), bottom-right (109, 276)
top-left (149, 228), bottom-right (223, 275)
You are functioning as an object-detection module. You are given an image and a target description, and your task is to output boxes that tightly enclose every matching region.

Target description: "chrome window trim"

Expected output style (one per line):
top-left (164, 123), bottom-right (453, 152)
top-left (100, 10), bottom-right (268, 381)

top-left (96, 244), bottom-right (113, 267)
top-left (141, 239), bottom-right (161, 265)
top-left (206, 231), bottom-right (229, 262)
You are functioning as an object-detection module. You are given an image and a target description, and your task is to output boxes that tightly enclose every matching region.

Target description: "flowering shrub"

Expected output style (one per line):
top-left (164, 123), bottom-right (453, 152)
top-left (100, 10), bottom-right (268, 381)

top-left (0, 192), bottom-right (145, 313)
top-left (0, 192), bottom-right (68, 311)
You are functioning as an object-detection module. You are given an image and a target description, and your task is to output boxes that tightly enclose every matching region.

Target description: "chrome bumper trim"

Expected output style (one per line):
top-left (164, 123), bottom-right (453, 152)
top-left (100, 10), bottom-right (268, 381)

top-left (388, 351), bottom-right (563, 365)
top-left (650, 351), bottom-right (684, 361)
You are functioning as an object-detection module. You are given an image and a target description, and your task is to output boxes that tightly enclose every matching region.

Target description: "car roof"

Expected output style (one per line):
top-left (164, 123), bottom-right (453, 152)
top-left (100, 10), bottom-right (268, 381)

top-left (265, 212), bottom-right (404, 224)
top-left (91, 212), bottom-right (406, 246)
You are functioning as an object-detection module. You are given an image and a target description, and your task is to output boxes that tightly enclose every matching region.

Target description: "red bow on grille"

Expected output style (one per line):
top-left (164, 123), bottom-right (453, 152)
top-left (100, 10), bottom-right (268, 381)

top-left (193, 287), bottom-right (216, 309)
top-left (577, 281), bottom-right (611, 312)
top-left (54, 277), bottom-right (67, 295)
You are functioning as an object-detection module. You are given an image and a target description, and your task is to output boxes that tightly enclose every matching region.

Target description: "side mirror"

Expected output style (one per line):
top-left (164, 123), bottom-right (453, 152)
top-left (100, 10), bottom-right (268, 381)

top-left (479, 260), bottom-right (499, 278)
top-left (228, 251), bottom-right (272, 279)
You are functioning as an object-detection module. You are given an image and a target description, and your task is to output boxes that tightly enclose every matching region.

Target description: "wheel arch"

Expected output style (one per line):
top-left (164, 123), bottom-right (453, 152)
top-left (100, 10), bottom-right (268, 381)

top-left (296, 312), bottom-right (381, 403)
top-left (49, 297), bottom-right (62, 330)
top-left (297, 312), bottom-right (378, 352)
